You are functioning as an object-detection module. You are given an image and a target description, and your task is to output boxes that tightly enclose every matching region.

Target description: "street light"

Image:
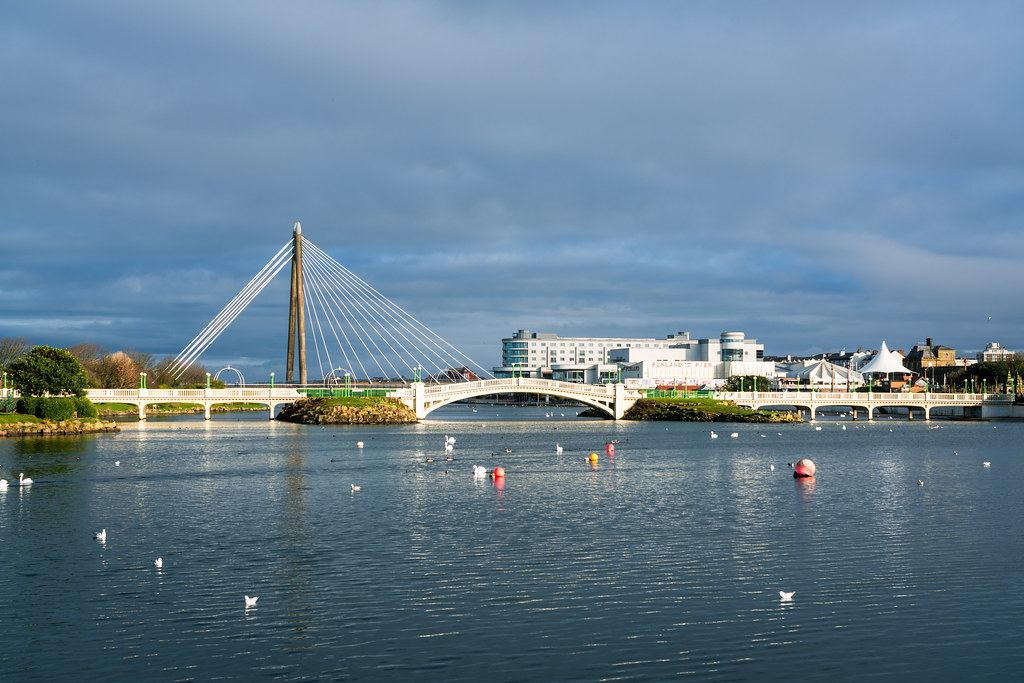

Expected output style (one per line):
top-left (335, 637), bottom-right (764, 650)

top-left (270, 372), bottom-right (275, 389)
top-left (206, 372), bottom-right (211, 389)
top-left (140, 372), bottom-right (147, 389)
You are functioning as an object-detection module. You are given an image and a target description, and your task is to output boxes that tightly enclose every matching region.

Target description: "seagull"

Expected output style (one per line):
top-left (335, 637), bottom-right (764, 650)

top-left (19, 472), bottom-right (33, 486)
top-left (351, 484), bottom-right (361, 491)
top-left (814, 426), bottom-right (822, 431)
top-left (770, 464), bottom-right (775, 471)
top-left (983, 462), bottom-right (991, 467)
top-left (729, 433), bottom-right (738, 438)
top-left (244, 595), bottom-right (259, 608)
top-left (114, 461), bottom-right (121, 466)
top-left (917, 480), bottom-right (924, 486)
top-left (154, 557), bottom-right (163, 568)
top-left (779, 591), bottom-right (794, 601)
top-left (93, 529), bottom-right (107, 541)
top-left (556, 444), bottom-right (563, 454)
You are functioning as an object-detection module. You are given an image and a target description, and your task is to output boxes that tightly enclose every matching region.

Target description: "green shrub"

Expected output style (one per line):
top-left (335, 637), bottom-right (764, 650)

top-left (17, 396), bottom-right (42, 415)
top-left (38, 397), bottom-right (76, 421)
top-left (74, 397), bottom-right (99, 418)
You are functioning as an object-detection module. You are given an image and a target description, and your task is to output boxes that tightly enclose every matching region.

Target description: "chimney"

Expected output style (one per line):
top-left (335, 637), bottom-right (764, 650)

top-left (926, 337), bottom-right (933, 347)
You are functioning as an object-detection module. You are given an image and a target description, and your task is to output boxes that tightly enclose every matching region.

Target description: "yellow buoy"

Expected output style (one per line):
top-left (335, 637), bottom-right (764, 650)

top-left (588, 453), bottom-right (598, 462)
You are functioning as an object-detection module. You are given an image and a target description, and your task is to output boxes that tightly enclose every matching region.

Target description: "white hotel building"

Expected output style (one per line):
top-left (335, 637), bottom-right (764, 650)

top-left (494, 330), bottom-right (775, 386)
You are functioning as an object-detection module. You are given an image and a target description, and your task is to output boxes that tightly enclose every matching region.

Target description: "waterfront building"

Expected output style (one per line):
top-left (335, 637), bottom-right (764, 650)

top-left (904, 337), bottom-right (957, 372)
top-left (977, 342), bottom-right (1016, 362)
top-left (494, 330), bottom-right (774, 386)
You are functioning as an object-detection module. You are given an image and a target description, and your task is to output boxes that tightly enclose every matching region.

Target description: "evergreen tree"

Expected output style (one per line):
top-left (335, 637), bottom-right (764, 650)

top-left (7, 345), bottom-right (89, 397)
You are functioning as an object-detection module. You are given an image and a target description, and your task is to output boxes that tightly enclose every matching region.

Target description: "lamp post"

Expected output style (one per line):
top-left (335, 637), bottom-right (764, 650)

top-left (345, 372), bottom-right (351, 395)
top-left (270, 372), bottom-right (275, 389)
top-left (139, 372), bottom-right (147, 389)
top-left (206, 372), bottom-right (211, 389)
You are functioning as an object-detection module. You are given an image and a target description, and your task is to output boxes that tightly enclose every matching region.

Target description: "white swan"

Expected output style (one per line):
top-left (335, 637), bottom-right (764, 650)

top-left (154, 557), bottom-right (163, 568)
top-left (710, 431), bottom-right (718, 439)
top-left (115, 460), bottom-right (120, 466)
top-left (0, 479), bottom-right (8, 489)
top-left (556, 444), bottom-right (563, 455)
top-left (19, 472), bottom-right (33, 486)
top-left (779, 591), bottom-right (795, 601)
top-left (473, 465), bottom-right (487, 477)
top-left (729, 433), bottom-right (738, 438)
top-left (244, 595), bottom-right (259, 608)
top-left (93, 529), bottom-right (107, 541)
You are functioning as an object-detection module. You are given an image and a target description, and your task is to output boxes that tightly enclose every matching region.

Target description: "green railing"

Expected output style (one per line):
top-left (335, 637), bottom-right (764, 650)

top-left (644, 389), bottom-right (715, 399)
top-left (298, 388), bottom-right (397, 398)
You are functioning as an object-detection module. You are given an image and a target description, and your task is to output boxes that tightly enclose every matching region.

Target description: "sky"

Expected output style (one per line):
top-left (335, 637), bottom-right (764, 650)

top-left (3, 1), bottom-right (1023, 379)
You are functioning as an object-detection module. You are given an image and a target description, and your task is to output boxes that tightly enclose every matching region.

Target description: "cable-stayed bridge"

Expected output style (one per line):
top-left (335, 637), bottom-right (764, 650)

top-left (168, 222), bottom-right (491, 386)
top-left (55, 223), bottom-right (1018, 422)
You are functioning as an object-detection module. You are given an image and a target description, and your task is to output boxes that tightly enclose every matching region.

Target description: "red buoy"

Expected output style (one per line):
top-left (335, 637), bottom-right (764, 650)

top-left (793, 458), bottom-right (816, 478)
top-left (493, 466), bottom-right (505, 478)
top-left (606, 443), bottom-right (614, 454)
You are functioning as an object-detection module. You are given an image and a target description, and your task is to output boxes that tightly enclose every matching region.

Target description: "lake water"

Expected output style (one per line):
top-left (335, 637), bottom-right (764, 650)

top-left (1, 406), bottom-right (1022, 681)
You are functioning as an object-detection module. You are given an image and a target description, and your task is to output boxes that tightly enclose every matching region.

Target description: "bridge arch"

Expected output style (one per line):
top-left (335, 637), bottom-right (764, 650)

top-left (403, 378), bottom-right (641, 420)
top-left (418, 386), bottom-right (616, 418)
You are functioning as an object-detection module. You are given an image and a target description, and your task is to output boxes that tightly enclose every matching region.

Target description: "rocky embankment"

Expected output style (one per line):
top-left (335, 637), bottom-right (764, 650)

top-left (0, 418), bottom-right (119, 437)
top-left (588, 398), bottom-right (803, 422)
top-left (276, 397), bottom-right (418, 425)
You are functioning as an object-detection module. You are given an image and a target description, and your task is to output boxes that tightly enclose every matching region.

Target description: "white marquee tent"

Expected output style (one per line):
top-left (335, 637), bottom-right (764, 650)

top-left (858, 341), bottom-right (913, 376)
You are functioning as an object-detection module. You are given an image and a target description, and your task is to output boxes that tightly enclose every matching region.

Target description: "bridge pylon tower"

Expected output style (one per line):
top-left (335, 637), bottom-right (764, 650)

top-left (286, 221), bottom-right (307, 384)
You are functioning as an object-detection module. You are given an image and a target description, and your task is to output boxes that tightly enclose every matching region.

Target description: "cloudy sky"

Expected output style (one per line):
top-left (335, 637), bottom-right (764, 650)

top-left (3, 1), bottom-right (1022, 379)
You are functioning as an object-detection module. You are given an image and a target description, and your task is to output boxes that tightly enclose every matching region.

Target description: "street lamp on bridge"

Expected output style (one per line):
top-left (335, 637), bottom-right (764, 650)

top-left (270, 372), bottom-right (275, 389)
top-left (206, 372), bottom-right (211, 389)
top-left (139, 372), bottom-right (147, 389)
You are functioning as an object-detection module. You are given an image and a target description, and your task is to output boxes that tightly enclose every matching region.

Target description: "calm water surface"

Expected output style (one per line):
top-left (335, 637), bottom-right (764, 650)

top-left (1, 406), bottom-right (1022, 681)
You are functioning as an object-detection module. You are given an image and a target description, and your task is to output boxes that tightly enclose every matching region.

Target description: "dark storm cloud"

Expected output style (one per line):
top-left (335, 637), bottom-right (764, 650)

top-left (2, 1), bottom-right (1023, 375)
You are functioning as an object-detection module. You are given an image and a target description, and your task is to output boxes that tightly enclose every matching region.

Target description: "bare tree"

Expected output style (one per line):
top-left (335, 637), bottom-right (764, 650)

top-left (0, 336), bottom-right (31, 369)
top-left (67, 342), bottom-right (109, 386)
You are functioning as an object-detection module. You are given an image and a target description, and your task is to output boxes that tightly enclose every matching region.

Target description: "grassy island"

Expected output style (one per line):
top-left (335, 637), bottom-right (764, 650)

top-left (276, 396), bottom-right (418, 425)
top-left (582, 397), bottom-right (803, 423)
top-left (0, 413), bottom-right (119, 437)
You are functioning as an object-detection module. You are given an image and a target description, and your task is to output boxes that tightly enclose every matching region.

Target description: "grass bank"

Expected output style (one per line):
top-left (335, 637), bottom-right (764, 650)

top-left (276, 397), bottom-right (417, 425)
top-left (616, 397), bottom-right (803, 422)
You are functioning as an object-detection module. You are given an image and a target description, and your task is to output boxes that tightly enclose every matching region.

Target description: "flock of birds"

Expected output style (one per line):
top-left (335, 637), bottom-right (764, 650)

top-left (87, 524), bottom-right (258, 609)
top-left (0, 472), bottom-right (33, 489)
top-left (710, 426), bottom-right (994, 486)
top-left (5, 420), bottom-right (1002, 613)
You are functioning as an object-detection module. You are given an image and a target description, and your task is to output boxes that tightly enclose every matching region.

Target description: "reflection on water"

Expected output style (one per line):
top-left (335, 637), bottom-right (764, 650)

top-left (1, 410), bottom-right (1022, 680)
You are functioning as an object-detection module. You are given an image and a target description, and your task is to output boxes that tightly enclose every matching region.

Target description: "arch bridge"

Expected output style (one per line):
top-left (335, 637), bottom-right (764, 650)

top-left (717, 390), bottom-right (1015, 420)
top-left (395, 377), bottom-right (642, 420)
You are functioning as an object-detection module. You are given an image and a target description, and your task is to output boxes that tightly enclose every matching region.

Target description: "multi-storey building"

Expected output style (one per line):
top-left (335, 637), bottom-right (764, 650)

top-left (977, 342), bottom-right (1016, 362)
top-left (494, 330), bottom-right (773, 385)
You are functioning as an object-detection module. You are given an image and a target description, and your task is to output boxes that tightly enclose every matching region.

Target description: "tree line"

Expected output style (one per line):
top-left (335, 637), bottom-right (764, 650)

top-left (1, 336), bottom-right (214, 391)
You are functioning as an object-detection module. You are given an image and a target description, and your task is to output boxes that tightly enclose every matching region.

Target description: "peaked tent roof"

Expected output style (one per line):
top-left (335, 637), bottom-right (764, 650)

top-left (790, 359), bottom-right (863, 383)
top-left (858, 341), bottom-right (913, 375)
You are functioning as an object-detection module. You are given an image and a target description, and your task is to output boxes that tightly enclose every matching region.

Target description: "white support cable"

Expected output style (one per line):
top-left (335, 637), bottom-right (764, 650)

top-left (171, 247), bottom-right (291, 375)
top-left (303, 248), bottom-right (406, 381)
top-left (304, 241), bottom-right (492, 380)
top-left (302, 253), bottom-right (377, 381)
top-left (303, 243), bottom-right (453, 378)
top-left (171, 240), bottom-right (293, 377)
top-left (301, 272), bottom-right (329, 382)
top-left (305, 246), bottom-right (454, 382)
top-left (171, 240), bottom-right (292, 374)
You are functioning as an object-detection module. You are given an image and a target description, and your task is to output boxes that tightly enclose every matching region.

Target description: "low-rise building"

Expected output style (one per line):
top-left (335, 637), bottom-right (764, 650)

top-left (904, 337), bottom-right (956, 372)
